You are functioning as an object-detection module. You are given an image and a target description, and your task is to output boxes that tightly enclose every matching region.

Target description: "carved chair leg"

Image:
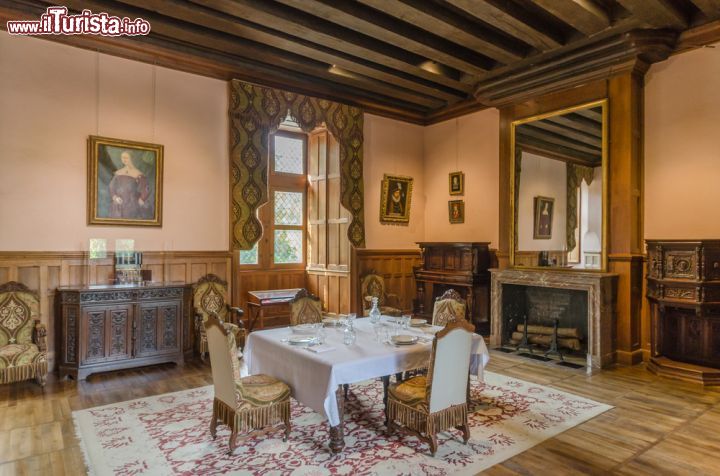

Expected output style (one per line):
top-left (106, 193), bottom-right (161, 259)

top-left (343, 383), bottom-right (349, 400)
top-left (36, 373), bottom-right (47, 387)
top-left (228, 430), bottom-right (238, 455)
top-left (284, 411), bottom-right (291, 442)
top-left (210, 414), bottom-right (218, 439)
top-left (429, 433), bottom-right (438, 456)
top-left (458, 422), bottom-right (470, 444)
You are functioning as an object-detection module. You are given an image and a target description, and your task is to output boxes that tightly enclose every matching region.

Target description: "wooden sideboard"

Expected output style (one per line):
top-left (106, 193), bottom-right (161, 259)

top-left (646, 240), bottom-right (720, 385)
top-left (413, 242), bottom-right (492, 334)
top-left (56, 283), bottom-right (189, 380)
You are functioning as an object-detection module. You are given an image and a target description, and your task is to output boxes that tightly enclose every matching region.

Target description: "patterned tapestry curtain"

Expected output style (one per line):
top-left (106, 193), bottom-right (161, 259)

top-left (228, 80), bottom-right (365, 250)
top-left (566, 163), bottom-right (595, 252)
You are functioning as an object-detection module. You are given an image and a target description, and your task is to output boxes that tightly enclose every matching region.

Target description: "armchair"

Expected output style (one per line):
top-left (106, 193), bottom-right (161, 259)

top-left (205, 312), bottom-right (291, 454)
top-left (432, 289), bottom-right (467, 327)
top-left (360, 271), bottom-right (402, 317)
top-left (386, 318), bottom-right (474, 455)
top-left (0, 282), bottom-right (48, 387)
top-left (289, 289), bottom-right (323, 326)
top-left (193, 274), bottom-right (245, 361)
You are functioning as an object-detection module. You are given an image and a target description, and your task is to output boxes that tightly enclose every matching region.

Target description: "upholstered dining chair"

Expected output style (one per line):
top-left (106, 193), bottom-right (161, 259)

top-left (0, 282), bottom-right (48, 387)
top-left (432, 289), bottom-right (467, 327)
top-left (289, 289), bottom-right (323, 326)
top-left (205, 312), bottom-right (292, 454)
top-left (193, 274), bottom-right (245, 361)
top-left (386, 318), bottom-right (474, 456)
top-left (360, 270), bottom-right (402, 317)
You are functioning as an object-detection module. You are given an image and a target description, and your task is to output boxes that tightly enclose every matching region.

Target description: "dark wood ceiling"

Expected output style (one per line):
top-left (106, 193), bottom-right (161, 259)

top-left (517, 106), bottom-right (603, 166)
top-left (1, 0), bottom-right (719, 124)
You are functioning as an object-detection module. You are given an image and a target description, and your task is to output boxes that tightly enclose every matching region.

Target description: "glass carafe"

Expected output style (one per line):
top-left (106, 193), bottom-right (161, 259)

top-left (369, 296), bottom-right (381, 324)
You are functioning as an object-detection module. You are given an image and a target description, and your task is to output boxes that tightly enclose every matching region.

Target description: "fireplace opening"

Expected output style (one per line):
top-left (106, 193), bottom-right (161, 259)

top-left (501, 284), bottom-right (588, 360)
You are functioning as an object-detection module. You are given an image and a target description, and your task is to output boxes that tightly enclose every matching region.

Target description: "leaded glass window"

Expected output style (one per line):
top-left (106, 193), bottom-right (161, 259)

top-left (239, 243), bottom-right (258, 265)
top-left (273, 135), bottom-right (304, 175)
top-left (274, 191), bottom-right (303, 226)
top-left (274, 230), bottom-right (303, 264)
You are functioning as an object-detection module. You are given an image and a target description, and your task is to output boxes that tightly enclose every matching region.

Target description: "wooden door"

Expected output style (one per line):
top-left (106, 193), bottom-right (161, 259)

top-left (137, 301), bottom-right (181, 357)
top-left (80, 304), bottom-right (133, 364)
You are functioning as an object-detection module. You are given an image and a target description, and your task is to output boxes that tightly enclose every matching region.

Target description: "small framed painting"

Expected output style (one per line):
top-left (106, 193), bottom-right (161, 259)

top-left (380, 174), bottom-right (413, 225)
top-left (533, 196), bottom-right (554, 239)
top-left (88, 136), bottom-right (163, 227)
top-left (448, 200), bottom-right (465, 224)
top-left (449, 171), bottom-right (464, 195)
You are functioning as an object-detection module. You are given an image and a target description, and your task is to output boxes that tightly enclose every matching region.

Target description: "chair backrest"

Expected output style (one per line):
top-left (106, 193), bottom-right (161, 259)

top-left (426, 318), bottom-right (474, 413)
top-left (0, 282), bottom-right (39, 347)
top-left (432, 289), bottom-right (467, 326)
top-left (360, 271), bottom-right (386, 310)
top-left (193, 274), bottom-right (229, 322)
top-left (204, 313), bottom-right (242, 408)
top-left (289, 289), bottom-right (323, 326)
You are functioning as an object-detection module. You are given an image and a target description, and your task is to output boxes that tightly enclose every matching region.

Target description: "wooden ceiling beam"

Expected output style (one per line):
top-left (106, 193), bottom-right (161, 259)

top-left (446, 0), bottom-right (564, 51)
top-left (528, 120), bottom-right (603, 148)
top-left (56, 0), bottom-right (444, 109)
top-left (357, 0), bottom-right (527, 65)
top-left (115, 0), bottom-right (463, 103)
top-left (689, 0), bottom-right (720, 20)
top-left (531, 0), bottom-right (611, 36)
top-left (517, 136), bottom-right (601, 166)
top-left (616, 0), bottom-right (688, 29)
top-left (545, 114), bottom-right (603, 137)
top-left (190, 0), bottom-right (474, 94)
top-left (574, 108), bottom-right (603, 122)
top-left (274, 0), bottom-right (492, 77)
top-left (518, 124), bottom-right (603, 156)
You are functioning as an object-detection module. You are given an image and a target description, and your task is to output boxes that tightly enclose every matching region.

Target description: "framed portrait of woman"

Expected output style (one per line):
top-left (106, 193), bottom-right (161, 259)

top-left (448, 200), bottom-right (465, 224)
top-left (533, 196), bottom-right (554, 239)
top-left (379, 174), bottom-right (413, 225)
top-left (87, 136), bottom-right (164, 227)
top-left (449, 171), bottom-right (464, 195)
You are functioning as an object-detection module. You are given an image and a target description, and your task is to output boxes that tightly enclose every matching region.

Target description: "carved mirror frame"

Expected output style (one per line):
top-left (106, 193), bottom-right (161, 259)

top-left (509, 99), bottom-right (609, 272)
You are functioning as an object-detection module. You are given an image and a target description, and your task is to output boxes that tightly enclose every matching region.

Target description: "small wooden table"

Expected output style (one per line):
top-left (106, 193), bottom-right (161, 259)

top-left (246, 288), bottom-right (301, 331)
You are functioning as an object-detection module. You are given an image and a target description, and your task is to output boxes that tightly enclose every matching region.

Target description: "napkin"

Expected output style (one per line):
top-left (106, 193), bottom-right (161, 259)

top-left (307, 344), bottom-right (336, 353)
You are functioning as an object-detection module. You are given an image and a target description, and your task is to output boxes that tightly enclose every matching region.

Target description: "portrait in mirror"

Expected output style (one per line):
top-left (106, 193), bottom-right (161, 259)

top-left (88, 136), bottom-right (163, 226)
top-left (449, 171), bottom-right (464, 195)
top-left (379, 174), bottom-right (413, 225)
top-left (533, 196), bottom-right (554, 239)
top-left (448, 200), bottom-right (465, 224)
top-left (511, 99), bottom-right (607, 269)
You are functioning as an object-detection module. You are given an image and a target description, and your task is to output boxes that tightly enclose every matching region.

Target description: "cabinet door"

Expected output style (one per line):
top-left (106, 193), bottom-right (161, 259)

top-left (137, 301), bottom-right (181, 356)
top-left (107, 305), bottom-right (133, 361)
top-left (159, 303), bottom-right (181, 353)
top-left (137, 305), bottom-right (159, 357)
top-left (81, 307), bottom-right (107, 364)
top-left (81, 305), bottom-right (133, 364)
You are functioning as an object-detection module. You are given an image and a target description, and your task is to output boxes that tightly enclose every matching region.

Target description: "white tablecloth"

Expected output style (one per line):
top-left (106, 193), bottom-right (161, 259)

top-left (244, 317), bottom-right (490, 427)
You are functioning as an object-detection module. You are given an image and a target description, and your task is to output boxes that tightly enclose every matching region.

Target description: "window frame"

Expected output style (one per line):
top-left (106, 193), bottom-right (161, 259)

top-left (238, 129), bottom-right (307, 270)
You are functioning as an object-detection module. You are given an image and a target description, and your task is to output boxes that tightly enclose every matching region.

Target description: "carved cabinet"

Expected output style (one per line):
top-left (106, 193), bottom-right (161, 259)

top-left (57, 284), bottom-right (187, 380)
top-left (646, 240), bottom-right (720, 384)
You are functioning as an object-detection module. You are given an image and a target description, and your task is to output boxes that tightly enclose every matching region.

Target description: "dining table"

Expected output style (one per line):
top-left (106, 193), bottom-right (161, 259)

top-left (244, 316), bottom-right (490, 453)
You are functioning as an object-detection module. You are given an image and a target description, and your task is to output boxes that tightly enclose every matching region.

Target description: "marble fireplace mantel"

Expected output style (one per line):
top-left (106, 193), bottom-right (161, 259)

top-left (490, 268), bottom-right (618, 369)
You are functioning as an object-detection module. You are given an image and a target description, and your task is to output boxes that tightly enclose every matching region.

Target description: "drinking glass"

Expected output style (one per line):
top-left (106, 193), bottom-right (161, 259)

top-left (372, 323), bottom-right (383, 343)
top-left (316, 326), bottom-right (327, 345)
top-left (401, 314), bottom-right (412, 330)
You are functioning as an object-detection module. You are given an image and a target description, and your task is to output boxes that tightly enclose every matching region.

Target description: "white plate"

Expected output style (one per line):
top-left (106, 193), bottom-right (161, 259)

top-left (410, 318), bottom-right (427, 327)
top-left (390, 334), bottom-right (418, 345)
top-left (288, 336), bottom-right (315, 345)
top-left (292, 324), bottom-right (319, 334)
top-left (322, 318), bottom-right (340, 327)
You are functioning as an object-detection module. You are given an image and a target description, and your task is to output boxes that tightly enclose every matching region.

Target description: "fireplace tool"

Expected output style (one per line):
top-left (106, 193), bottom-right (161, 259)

top-left (515, 315), bottom-right (533, 353)
top-left (544, 318), bottom-right (564, 361)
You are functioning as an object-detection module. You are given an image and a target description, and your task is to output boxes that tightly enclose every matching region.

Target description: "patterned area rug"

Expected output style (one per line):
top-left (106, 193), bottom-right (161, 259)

top-left (73, 372), bottom-right (611, 475)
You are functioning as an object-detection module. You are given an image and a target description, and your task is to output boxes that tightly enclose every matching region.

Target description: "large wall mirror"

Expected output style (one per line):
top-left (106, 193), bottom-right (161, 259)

top-left (510, 100), bottom-right (607, 271)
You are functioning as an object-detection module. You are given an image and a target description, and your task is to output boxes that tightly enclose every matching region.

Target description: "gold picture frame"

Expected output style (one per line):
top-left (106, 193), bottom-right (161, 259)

top-left (449, 171), bottom-right (464, 195)
top-left (379, 174), bottom-right (413, 225)
top-left (88, 135), bottom-right (164, 227)
top-left (448, 200), bottom-right (465, 224)
top-left (533, 196), bottom-right (554, 239)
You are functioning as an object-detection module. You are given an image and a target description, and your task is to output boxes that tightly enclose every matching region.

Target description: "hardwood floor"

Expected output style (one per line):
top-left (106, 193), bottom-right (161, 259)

top-left (1, 354), bottom-right (719, 475)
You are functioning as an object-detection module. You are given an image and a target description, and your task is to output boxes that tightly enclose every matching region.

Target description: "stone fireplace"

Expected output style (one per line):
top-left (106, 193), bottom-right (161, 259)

top-left (490, 268), bottom-right (618, 369)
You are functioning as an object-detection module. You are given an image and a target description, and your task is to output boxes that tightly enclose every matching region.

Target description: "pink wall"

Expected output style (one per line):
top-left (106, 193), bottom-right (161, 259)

top-left (422, 109), bottom-right (500, 247)
top-left (363, 114), bottom-right (426, 249)
top-left (645, 43), bottom-right (720, 240)
top-left (0, 32), bottom-right (229, 252)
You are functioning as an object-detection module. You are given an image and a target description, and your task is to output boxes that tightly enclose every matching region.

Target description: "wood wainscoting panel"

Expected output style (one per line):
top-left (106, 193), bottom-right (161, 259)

top-left (0, 250), bottom-right (232, 371)
top-left (350, 248), bottom-right (422, 315)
